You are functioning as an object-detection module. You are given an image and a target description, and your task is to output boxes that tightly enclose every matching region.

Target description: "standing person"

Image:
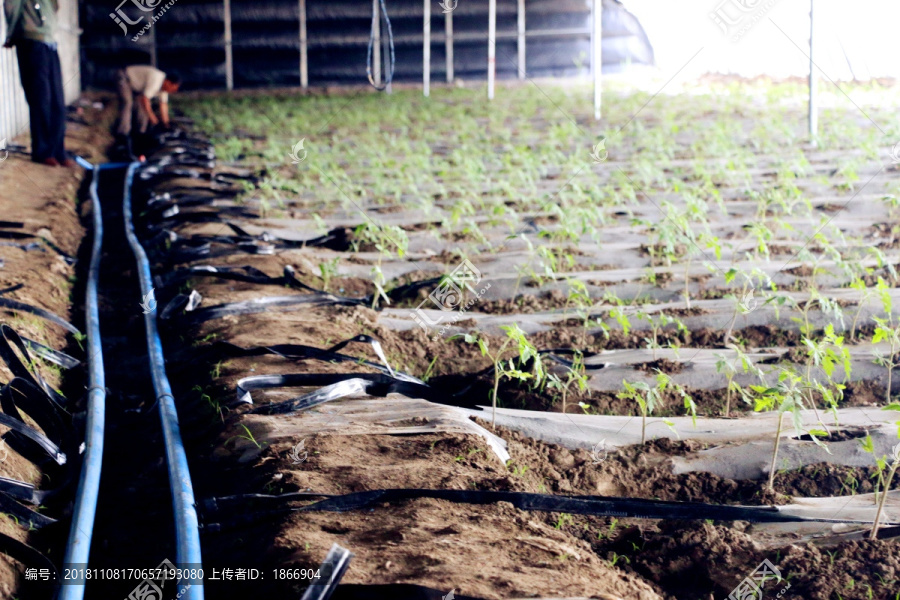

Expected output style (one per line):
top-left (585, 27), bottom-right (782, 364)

top-left (3, 0), bottom-right (73, 167)
top-left (116, 65), bottom-right (180, 139)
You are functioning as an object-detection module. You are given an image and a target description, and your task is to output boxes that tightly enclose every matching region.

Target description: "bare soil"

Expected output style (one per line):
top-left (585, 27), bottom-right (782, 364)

top-left (0, 94), bottom-right (113, 597)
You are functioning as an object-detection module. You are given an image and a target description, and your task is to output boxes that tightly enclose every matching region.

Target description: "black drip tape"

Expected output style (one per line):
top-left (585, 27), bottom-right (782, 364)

top-left (198, 487), bottom-right (848, 534)
top-left (0, 297), bottom-right (81, 335)
top-left (0, 325), bottom-right (80, 528)
top-left (0, 533), bottom-right (58, 584)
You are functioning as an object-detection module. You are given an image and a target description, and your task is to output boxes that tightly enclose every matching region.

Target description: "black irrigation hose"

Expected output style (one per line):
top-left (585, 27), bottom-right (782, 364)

top-left (300, 544), bottom-right (354, 600)
top-left (366, 0), bottom-right (395, 90)
top-left (0, 296), bottom-right (81, 335)
top-left (0, 533), bottom-right (59, 584)
top-left (198, 488), bottom-right (871, 534)
top-left (22, 337), bottom-right (81, 370)
top-left (0, 283), bottom-right (23, 296)
top-left (163, 338), bottom-right (602, 415)
top-left (0, 324), bottom-right (71, 408)
top-left (166, 292), bottom-right (364, 325)
top-left (0, 325), bottom-right (83, 536)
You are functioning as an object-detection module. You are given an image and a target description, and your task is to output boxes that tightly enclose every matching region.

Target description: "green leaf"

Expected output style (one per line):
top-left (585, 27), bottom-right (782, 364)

top-left (860, 434), bottom-right (875, 454)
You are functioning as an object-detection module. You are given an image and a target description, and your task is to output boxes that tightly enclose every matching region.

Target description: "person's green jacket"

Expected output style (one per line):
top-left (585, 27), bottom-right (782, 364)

top-left (3, 0), bottom-right (58, 46)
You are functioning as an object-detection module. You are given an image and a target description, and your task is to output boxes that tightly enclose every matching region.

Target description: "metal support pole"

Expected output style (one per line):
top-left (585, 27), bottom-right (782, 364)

top-left (445, 10), bottom-right (454, 83)
top-left (373, 0), bottom-right (382, 87)
top-left (808, 0), bottom-right (817, 139)
top-left (224, 0), bottom-right (233, 91)
top-left (299, 0), bottom-right (308, 88)
top-left (424, 0), bottom-right (431, 97)
top-left (149, 24), bottom-right (158, 68)
top-left (592, 0), bottom-right (602, 120)
top-left (517, 0), bottom-right (525, 79)
top-left (488, 0), bottom-right (496, 100)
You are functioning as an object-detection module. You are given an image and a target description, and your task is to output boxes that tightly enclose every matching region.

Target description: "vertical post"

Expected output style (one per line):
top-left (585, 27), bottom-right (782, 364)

top-left (808, 0), bottom-right (817, 139)
top-left (149, 24), bottom-right (158, 68)
top-left (224, 0), bottom-right (234, 91)
top-left (373, 0), bottom-right (382, 87)
top-left (423, 0), bottom-right (431, 96)
top-left (592, 0), bottom-right (602, 120)
top-left (488, 0), bottom-right (496, 100)
top-left (299, 0), bottom-right (308, 88)
top-left (445, 10), bottom-right (454, 83)
top-left (517, 0), bottom-right (525, 79)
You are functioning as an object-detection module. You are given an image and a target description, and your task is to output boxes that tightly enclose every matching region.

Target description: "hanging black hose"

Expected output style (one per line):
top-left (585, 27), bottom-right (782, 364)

top-left (366, 0), bottom-right (395, 90)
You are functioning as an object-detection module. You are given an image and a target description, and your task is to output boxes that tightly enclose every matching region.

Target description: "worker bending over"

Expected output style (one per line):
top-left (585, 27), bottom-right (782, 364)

top-left (116, 65), bottom-right (180, 138)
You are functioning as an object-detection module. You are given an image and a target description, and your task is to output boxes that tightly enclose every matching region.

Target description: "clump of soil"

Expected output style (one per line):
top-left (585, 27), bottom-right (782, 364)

top-left (635, 358), bottom-right (686, 374)
top-left (639, 243), bottom-right (688, 264)
top-left (784, 264), bottom-right (815, 277)
top-left (589, 520), bottom-right (900, 600)
top-left (842, 379), bottom-right (888, 407)
top-left (490, 431), bottom-right (789, 506)
top-left (773, 461), bottom-right (900, 497)
top-left (662, 306), bottom-right (708, 317)
top-left (478, 289), bottom-right (572, 315)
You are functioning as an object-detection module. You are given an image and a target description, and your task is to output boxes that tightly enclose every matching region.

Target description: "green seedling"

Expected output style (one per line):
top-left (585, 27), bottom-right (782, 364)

top-left (865, 404), bottom-right (900, 539)
top-left (868, 440), bottom-right (899, 540)
top-left (226, 424), bottom-right (264, 449)
top-left (849, 277), bottom-right (875, 341)
top-left (714, 344), bottom-right (765, 417)
top-left (618, 370), bottom-right (694, 444)
top-left (318, 257), bottom-right (340, 292)
top-left (352, 222), bottom-right (409, 309)
top-left (546, 351), bottom-right (589, 415)
top-left (751, 368), bottom-right (827, 493)
top-left (460, 324), bottom-right (544, 429)
top-left (802, 323), bottom-right (851, 426)
top-left (554, 513), bottom-right (574, 530)
top-left (873, 278), bottom-right (900, 404)
top-left (565, 278), bottom-right (608, 346)
top-left (636, 310), bottom-right (686, 360)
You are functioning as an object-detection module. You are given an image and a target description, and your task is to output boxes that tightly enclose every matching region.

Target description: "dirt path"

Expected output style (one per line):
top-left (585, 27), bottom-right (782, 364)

top-left (0, 96), bottom-right (112, 598)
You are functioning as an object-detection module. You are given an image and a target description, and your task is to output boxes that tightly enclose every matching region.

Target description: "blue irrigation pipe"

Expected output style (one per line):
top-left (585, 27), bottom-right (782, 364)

top-left (122, 162), bottom-right (204, 600)
top-left (60, 159), bottom-right (138, 600)
top-left (59, 161), bottom-right (109, 600)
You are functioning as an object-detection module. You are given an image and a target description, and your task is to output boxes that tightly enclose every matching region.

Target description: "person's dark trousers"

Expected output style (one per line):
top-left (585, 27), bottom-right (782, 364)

top-left (15, 39), bottom-right (67, 163)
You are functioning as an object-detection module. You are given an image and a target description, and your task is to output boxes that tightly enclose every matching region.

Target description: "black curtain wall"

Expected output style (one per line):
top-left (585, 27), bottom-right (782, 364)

top-left (82, 0), bottom-right (654, 90)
